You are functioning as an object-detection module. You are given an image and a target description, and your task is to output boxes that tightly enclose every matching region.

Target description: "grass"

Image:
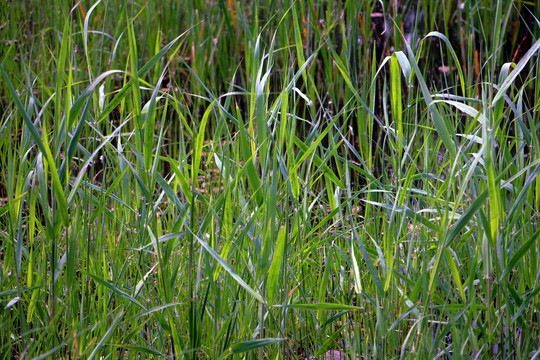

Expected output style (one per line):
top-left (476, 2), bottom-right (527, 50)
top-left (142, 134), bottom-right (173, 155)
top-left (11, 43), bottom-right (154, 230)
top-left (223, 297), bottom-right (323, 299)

top-left (1, 0), bottom-right (539, 359)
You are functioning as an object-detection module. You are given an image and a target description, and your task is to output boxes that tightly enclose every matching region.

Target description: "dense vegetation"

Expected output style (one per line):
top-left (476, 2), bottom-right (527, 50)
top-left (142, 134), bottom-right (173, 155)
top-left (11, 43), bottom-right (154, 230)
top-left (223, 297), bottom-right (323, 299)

top-left (1, 1), bottom-right (539, 358)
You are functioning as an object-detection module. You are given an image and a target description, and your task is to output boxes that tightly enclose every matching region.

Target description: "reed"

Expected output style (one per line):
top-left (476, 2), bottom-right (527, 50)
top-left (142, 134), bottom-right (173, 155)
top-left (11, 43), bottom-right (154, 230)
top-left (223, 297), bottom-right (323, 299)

top-left (1, 1), bottom-right (539, 358)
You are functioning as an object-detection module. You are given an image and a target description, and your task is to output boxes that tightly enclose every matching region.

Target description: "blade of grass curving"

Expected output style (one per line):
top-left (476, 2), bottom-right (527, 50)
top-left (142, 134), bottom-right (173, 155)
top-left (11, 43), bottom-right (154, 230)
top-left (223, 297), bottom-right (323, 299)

top-left (501, 230), bottom-right (540, 281)
top-left (493, 37), bottom-right (540, 105)
top-left (423, 32), bottom-right (466, 96)
top-left (433, 100), bottom-right (487, 125)
top-left (127, 303), bottom-right (181, 321)
top-left (446, 189), bottom-right (489, 247)
top-left (68, 69), bottom-right (123, 128)
top-left (219, 338), bottom-right (284, 359)
top-left (293, 136), bottom-right (344, 189)
top-left (107, 344), bottom-right (165, 357)
top-left (38, 115), bottom-right (68, 226)
top-left (0, 65), bottom-right (47, 160)
top-left (82, 0), bottom-right (102, 80)
top-left (189, 229), bottom-right (265, 303)
top-left (2, 64), bottom-right (69, 225)
top-left (428, 189), bottom-right (489, 292)
top-left (155, 173), bottom-right (184, 210)
top-left (98, 30), bottom-right (188, 123)
top-left (87, 310), bottom-right (125, 360)
top-left (505, 163), bottom-right (540, 228)
top-left (166, 159), bottom-right (193, 204)
top-left (363, 200), bottom-right (438, 232)
top-left (59, 97), bottom-right (91, 182)
top-left (32, 337), bottom-right (73, 360)
top-left (67, 119), bottom-right (130, 205)
top-left (86, 272), bottom-right (144, 309)
top-left (513, 285), bottom-right (540, 323)
top-left (403, 41), bottom-right (457, 159)
top-left (387, 305), bottom-right (418, 333)
top-left (394, 51), bottom-right (412, 84)
top-left (89, 167), bottom-right (128, 224)
top-left (289, 114), bottom-right (339, 176)
top-left (0, 286), bottom-right (42, 298)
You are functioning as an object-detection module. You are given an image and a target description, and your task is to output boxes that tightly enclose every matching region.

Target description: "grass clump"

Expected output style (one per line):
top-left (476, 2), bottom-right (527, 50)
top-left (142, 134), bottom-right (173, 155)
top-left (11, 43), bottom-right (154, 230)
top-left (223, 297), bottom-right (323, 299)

top-left (1, 1), bottom-right (540, 359)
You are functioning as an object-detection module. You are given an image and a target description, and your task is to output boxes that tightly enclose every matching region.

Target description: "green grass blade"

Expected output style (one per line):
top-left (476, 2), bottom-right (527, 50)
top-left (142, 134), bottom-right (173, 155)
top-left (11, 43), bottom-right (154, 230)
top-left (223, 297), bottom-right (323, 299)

top-left (98, 31), bottom-right (188, 123)
top-left (403, 41), bottom-right (457, 159)
top-left (87, 310), bottom-right (125, 360)
top-left (192, 101), bottom-right (215, 189)
top-left (501, 230), bottom-right (540, 281)
top-left (191, 230), bottom-right (265, 304)
top-left (267, 226), bottom-right (286, 306)
top-left (278, 303), bottom-right (362, 311)
top-left (220, 338), bottom-right (284, 358)
top-left (86, 273), bottom-right (145, 309)
top-left (493, 37), bottom-right (540, 105)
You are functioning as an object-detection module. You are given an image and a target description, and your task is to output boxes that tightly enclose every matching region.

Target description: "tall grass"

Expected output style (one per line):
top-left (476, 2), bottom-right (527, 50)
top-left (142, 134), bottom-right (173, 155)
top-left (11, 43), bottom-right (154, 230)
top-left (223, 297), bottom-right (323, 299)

top-left (1, 0), bottom-right (539, 359)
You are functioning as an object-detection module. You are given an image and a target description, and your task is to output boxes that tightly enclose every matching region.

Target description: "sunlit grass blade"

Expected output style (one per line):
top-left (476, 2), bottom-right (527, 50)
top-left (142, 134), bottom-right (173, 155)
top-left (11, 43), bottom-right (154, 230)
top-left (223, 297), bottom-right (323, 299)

top-left (267, 226), bottom-right (286, 306)
top-left (493, 37), bottom-right (540, 105)
top-left (98, 31), bottom-right (188, 122)
top-left (278, 303), bottom-right (362, 311)
top-left (403, 40), bottom-right (457, 159)
top-left (390, 53), bottom-right (403, 143)
top-left (423, 31), bottom-right (466, 96)
top-left (192, 101), bottom-right (215, 190)
top-left (219, 338), bottom-right (284, 359)
top-left (86, 273), bottom-right (145, 309)
top-left (190, 230), bottom-right (265, 304)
